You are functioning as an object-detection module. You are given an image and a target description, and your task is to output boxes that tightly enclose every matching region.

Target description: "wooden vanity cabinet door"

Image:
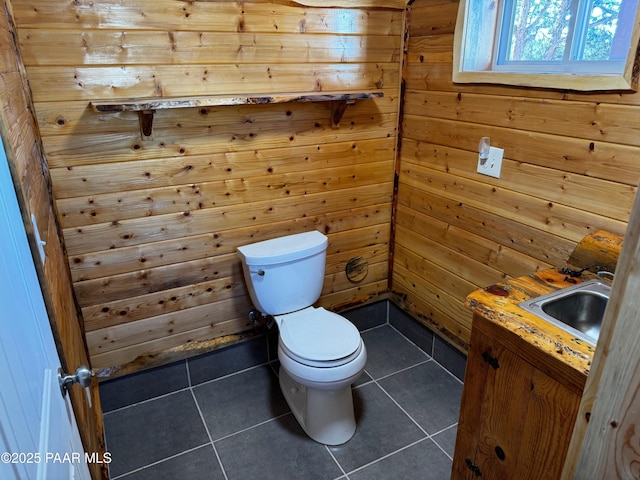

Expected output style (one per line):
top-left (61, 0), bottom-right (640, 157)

top-left (452, 325), bottom-right (581, 480)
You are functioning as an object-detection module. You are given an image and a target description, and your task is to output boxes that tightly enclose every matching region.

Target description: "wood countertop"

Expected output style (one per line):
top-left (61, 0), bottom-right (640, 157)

top-left (465, 268), bottom-right (608, 395)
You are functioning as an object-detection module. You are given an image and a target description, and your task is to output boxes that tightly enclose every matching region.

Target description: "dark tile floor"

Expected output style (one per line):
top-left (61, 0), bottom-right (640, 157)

top-left (100, 302), bottom-right (465, 480)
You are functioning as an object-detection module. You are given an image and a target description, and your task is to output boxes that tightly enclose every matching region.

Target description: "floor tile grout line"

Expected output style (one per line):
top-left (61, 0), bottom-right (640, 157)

top-left (386, 301), bottom-right (390, 328)
top-left (432, 331), bottom-right (437, 358)
top-left (372, 376), bottom-right (432, 439)
top-left (387, 319), bottom-right (466, 384)
top-left (189, 361), bottom-right (274, 388)
top-left (346, 326), bottom-right (460, 466)
top-left (359, 322), bottom-right (391, 335)
top-left (370, 357), bottom-right (461, 454)
top-left (355, 325), bottom-right (461, 460)
top-left (185, 358), bottom-right (193, 388)
top-left (430, 356), bottom-right (465, 385)
top-left (338, 325), bottom-right (458, 475)
top-left (108, 442), bottom-right (212, 480)
top-left (356, 357), bottom-right (432, 388)
top-left (430, 422), bottom-right (458, 438)
top-left (425, 422), bottom-right (459, 461)
top-left (426, 435), bottom-right (454, 461)
top-left (102, 386), bottom-right (192, 416)
top-left (386, 322), bottom-right (434, 360)
top-left (429, 424), bottom-right (458, 461)
top-left (362, 321), bottom-right (463, 384)
top-left (343, 437), bottom-right (433, 477)
top-left (324, 445), bottom-right (348, 479)
top-left (211, 412), bottom-right (293, 444)
top-left (189, 388), bottom-right (230, 480)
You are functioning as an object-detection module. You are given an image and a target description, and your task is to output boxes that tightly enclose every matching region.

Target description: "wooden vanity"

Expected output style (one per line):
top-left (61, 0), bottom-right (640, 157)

top-left (451, 268), bottom-right (599, 479)
top-left (452, 230), bottom-right (622, 479)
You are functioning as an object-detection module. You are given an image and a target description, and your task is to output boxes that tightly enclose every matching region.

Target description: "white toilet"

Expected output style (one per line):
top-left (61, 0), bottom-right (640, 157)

top-left (237, 230), bottom-right (367, 445)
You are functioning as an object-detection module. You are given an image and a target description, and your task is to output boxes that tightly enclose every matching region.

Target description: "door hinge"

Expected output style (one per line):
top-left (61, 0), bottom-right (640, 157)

top-left (465, 458), bottom-right (482, 477)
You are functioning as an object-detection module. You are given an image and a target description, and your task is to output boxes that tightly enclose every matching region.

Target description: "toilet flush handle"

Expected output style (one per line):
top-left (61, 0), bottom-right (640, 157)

top-left (250, 268), bottom-right (265, 276)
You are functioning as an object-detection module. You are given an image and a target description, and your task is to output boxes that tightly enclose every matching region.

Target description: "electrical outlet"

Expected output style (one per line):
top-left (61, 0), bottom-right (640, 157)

top-left (477, 146), bottom-right (503, 178)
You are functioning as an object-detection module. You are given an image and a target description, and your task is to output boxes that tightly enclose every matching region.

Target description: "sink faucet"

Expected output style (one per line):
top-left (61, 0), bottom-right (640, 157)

top-left (597, 271), bottom-right (615, 280)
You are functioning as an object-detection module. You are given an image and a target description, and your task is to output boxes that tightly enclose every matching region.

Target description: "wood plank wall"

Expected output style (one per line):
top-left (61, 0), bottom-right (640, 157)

top-left (393, 0), bottom-right (640, 350)
top-left (1, 1), bottom-right (106, 477)
top-left (10, 0), bottom-right (404, 372)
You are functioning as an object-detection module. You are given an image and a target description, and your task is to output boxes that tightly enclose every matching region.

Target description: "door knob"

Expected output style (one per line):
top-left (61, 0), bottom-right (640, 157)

top-left (58, 365), bottom-right (94, 397)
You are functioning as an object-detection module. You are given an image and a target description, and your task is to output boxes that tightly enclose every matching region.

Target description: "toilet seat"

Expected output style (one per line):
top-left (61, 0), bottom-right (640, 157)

top-left (276, 307), bottom-right (362, 368)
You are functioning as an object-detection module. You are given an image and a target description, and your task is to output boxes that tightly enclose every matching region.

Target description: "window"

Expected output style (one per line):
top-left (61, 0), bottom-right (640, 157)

top-left (453, 0), bottom-right (640, 90)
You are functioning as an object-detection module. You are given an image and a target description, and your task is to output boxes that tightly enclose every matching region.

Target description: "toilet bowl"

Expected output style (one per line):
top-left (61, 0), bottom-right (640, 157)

top-left (275, 306), bottom-right (366, 445)
top-left (237, 231), bottom-right (367, 445)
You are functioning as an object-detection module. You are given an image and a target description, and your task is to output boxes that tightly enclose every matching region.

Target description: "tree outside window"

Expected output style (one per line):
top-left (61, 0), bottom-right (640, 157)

top-left (453, 0), bottom-right (640, 90)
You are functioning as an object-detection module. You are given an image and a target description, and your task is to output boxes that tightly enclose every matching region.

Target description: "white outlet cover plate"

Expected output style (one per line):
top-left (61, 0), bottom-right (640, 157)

top-left (477, 146), bottom-right (503, 178)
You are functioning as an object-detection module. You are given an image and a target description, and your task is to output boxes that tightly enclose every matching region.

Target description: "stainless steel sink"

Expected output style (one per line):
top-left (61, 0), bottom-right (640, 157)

top-left (518, 279), bottom-right (611, 344)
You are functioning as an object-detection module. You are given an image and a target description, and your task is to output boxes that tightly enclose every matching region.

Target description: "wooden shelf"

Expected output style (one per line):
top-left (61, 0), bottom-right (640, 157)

top-left (90, 91), bottom-right (384, 138)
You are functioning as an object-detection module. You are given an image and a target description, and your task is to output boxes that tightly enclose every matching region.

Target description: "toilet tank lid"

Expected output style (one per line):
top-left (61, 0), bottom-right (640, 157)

top-left (237, 230), bottom-right (328, 266)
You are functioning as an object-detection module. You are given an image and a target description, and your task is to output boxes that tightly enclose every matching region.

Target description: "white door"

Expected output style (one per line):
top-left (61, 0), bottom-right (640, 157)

top-left (0, 141), bottom-right (91, 480)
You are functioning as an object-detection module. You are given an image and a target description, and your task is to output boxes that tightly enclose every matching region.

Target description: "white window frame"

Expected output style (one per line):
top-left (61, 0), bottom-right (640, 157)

top-left (453, 0), bottom-right (640, 91)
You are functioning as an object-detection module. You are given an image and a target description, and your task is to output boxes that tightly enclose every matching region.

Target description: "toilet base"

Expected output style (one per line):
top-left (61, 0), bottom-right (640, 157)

top-left (279, 367), bottom-right (356, 445)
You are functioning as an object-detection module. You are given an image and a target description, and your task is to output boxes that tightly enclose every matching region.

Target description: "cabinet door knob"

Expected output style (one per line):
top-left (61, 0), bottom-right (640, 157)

top-left (482, 350), bottom-right (500, 369)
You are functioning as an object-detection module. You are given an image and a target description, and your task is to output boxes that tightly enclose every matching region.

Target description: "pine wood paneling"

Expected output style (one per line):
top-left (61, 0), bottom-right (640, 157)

top-left (402, 115), bottom-right (640, 188)
top-left (80, 223), bottom-right (389, 331)
top-left (89, 316), bottom-right (252, 370)
top-left (56, 160), bottom-right (393, 228)
top-left (395, 207), bottom-right (550, 279)
top-left (41, 108), bottom-right (398, 167)
top-left (26, 64), bottom-right (398, 102)
top-left (12, 2), bottom-right (405, 34)
top-left (397, 183), bottom-right (576, 265)
top-left (19, 30), bottom-right (402, 66)
top-left (62, 183), bottom-right (392, 255)
top-left (402, 151), bottom-right (625, 243)
top-left (409, 0), bottom-right (458, 37)
top-left (49, 137), bottom-right (396, 197)
top-left (399, 147), bottom-right (628, 240)
top-left (400, 138), bottom-right (635, 221)
top-left (12, 0), bottom-right (402, 372)
top-left (68, 204), bottom-right (390, 282)
top-left (395, 0), bottom-right (640, 349)
top-left (403, 90), bottom-right (640, 149)
top-left (86, 295), bottom-right (252, 355)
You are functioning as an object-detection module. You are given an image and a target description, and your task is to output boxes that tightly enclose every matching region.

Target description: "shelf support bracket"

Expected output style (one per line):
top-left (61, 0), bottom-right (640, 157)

top-left (138, 110), bottom-right (155, 138)
top-left (331, 99), bottom-right (356, 129)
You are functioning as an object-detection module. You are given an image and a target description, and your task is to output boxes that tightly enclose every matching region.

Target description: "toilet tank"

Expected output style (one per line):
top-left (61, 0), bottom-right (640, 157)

top-left (237, 231), bottom-right (328, 316)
